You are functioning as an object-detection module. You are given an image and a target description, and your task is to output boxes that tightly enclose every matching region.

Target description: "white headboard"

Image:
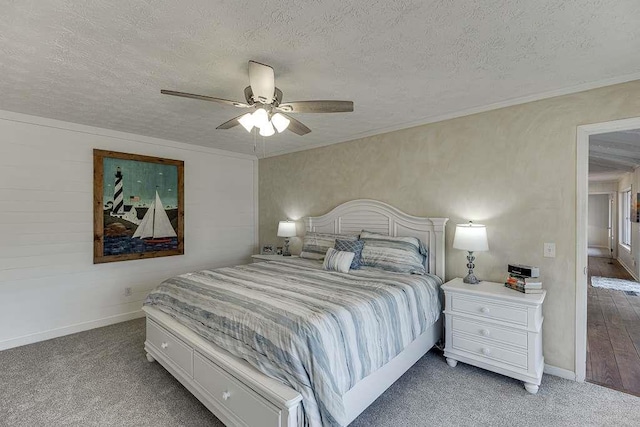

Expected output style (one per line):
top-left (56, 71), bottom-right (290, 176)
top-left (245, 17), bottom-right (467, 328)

top-left (303, 199), bottom-right (448, 280)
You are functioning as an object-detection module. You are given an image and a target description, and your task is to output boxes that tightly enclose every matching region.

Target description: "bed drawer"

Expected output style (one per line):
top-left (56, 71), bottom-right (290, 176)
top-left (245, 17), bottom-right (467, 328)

top-left (194, 352), bottom-right (281, 427)
top-left (147, 320), bottom-right (193, 376)
top-left (451, 333), bottom-right (527, 369)
top-left (452, 317), bottom-right (528, 349)
top-left (450, 294), bottom-right (528, 326)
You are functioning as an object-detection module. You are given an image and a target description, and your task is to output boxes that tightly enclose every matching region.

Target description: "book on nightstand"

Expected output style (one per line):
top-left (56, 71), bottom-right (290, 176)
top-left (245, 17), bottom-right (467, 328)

top-left (505, 273), bottom-right (543, 294)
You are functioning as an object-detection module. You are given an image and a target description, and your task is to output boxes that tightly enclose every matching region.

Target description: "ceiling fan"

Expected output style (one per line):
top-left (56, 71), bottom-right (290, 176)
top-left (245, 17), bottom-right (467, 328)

top-left (161, 61), bottom-right (354, 137)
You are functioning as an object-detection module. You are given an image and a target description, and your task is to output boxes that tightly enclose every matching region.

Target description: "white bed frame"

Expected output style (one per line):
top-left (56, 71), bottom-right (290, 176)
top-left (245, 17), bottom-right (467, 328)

top-left (144, 199), bottom-right (448, 426)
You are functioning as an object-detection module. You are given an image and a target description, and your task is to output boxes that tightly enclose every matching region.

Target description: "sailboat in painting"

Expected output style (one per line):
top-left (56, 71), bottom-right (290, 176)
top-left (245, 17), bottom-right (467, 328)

top-left (133, 190), bottom-right (177, 244)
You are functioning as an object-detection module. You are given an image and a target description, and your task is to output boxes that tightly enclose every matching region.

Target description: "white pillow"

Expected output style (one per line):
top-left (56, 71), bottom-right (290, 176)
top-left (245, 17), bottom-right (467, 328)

top-left (322, 248), bottom-right (355, 274)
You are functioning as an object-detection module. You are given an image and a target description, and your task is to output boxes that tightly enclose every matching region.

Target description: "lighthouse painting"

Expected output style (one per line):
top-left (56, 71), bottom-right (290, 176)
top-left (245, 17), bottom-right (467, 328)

top-left (93, 150), bottom-right (184, 264)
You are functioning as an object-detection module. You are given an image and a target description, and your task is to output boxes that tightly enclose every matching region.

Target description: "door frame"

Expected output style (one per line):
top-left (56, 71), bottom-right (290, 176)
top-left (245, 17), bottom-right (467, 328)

top-left (576, 116), bottom-right (640, 382)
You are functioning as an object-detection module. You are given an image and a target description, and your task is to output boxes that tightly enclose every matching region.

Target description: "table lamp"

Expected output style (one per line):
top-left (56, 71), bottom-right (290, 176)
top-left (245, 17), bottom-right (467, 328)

top-left (453, 221), bottom-right (489, 284)
top-left (277, 220), bottom-right (297, 256)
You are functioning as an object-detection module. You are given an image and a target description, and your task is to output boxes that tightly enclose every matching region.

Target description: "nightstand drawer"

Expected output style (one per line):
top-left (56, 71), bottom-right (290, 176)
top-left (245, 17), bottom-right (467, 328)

top-left (450, 295), bottom-right (528, 326)
top-left (452, 333), bottom-right (527, 369)
top-left (452, 317), bottom-right (528, 349)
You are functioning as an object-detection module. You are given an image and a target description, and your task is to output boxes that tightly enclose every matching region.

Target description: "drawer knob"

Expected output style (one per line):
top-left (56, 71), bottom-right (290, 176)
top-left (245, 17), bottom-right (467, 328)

top-left (161, 342), bottom-right (168, 349)
top-left (480, 329), bottom-right (490, 337)
top-left (480, 307), bottom-right (490, 314)
top-left (222, 391), bottom-right (231, 401)
top-left (482, 347), bottom-right (491, 356)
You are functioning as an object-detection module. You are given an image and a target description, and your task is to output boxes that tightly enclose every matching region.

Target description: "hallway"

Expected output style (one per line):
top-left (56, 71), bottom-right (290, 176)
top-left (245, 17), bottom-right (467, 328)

top-left (587, 256), bottom-right (640, 396)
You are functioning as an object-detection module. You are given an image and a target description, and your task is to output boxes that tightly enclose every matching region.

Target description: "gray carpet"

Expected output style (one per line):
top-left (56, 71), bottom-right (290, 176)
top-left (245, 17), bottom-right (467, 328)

top-left (1, 320), bottom-right (639, 427)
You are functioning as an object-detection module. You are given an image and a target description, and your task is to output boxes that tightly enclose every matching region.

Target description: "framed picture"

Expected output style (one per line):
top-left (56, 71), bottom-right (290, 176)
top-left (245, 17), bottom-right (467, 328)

top-left (276, 246), bottom-right (283, 255)
top-left (93, 149), bottom-right (184, 263)
top-left (261, 244), bottom-right (275, 255)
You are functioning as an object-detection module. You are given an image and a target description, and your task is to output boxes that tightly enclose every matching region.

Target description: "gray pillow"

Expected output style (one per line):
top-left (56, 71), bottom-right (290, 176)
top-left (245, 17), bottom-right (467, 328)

top-left (359, 231), bottom-right (426, 274)
top-left (299, 232), bottom-right (358, 260)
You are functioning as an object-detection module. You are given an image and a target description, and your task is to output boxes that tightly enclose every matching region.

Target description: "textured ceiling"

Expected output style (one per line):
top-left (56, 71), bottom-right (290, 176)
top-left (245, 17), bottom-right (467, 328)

top-left (2, 1), bottom-right (640, 157)
top-left (589, 130), bottom-right (640, 181)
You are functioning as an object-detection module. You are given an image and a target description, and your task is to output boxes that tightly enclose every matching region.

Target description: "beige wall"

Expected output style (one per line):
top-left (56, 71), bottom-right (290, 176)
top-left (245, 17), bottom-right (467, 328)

top-left (259, 80), bottom-right (640, 372)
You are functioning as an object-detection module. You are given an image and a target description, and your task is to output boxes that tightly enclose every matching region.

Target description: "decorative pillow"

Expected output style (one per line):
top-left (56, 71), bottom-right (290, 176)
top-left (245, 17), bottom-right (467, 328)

top-left (334, 239), bottom-right (365, 270)
top-left (300, 232), bottom-right (358, 260)
top-left (322, 248), bottom-right (355, 273)
top-left (359, 231), bottom-right (427, 275)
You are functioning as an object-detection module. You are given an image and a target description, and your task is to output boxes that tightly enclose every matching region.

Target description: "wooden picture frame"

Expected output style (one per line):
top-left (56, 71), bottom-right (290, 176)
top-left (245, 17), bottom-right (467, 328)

top-left (93, 149), bottom-right (184, 264)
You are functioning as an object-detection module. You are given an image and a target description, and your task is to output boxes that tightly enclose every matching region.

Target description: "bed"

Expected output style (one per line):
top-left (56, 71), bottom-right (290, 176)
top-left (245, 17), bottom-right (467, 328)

top-left (143, 199), bottom-right (448, 427)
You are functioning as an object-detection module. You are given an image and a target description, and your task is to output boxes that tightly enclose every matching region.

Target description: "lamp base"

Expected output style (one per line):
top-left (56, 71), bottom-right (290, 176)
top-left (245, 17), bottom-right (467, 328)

top-left (463, 251), bottom-right (481, 284)
top-left (462, 273), bottom-right (481, 285)
top-left (282, 238), bottom-right (291, 257)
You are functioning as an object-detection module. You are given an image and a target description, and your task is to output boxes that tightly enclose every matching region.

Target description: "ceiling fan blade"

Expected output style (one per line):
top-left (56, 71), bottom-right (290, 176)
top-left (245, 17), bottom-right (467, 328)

top-left (216, 114), bottom-right (245, 130)
top-left (248, 61), bottom-right (275, 104)
top-left (284, 114), bottom-right (311, 136)
top-left (277, 100), bottom-right (354, 114)
top-left (161, 90), bottom-right (250, 108)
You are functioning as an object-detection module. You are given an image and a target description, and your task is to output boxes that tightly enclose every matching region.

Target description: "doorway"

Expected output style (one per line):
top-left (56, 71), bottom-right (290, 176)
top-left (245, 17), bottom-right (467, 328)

top-left (577, 119), bottom-right (640, 397)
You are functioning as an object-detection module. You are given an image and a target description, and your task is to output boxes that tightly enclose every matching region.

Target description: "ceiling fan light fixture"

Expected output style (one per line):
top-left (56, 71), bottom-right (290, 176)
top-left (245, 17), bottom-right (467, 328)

top-left (238, 113), bottom-right (255, 132)
top-left (259, 121), bottom-right (275, 137)
top-left (271, 113), bottom-right (290, 133)
top-left (252, 108), bottom-right (269, 129)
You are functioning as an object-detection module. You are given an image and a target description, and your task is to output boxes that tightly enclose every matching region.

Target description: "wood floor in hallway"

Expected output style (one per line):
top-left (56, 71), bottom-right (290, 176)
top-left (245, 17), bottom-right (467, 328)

top-left (587, 256), bottom-right (640, 397)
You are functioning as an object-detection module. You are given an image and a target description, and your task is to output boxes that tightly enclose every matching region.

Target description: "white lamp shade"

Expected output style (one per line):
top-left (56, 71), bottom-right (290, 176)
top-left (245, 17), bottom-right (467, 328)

top-left (238, 113), bottom-right (255, 132)
top-left (271, 113), bottom-right (290, 133)
top-left (259, 121), bottom-right (275, 137)
top-left (277, 221), bottom-right (297, 237)
top-left (453, 222), bottom-right (489, 252)
top-left (252, 108), bottom-right (269, 128)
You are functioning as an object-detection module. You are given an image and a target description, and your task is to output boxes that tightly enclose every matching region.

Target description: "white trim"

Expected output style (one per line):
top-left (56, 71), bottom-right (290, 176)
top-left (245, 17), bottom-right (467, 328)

top-left (576, 115), bottom-right (640, 383)
top-left (253, 159), bottom-right (260, 256)
top-left (617, 256), bottom-right (639, 281)
top-left (544, 364), bottom-right (576, 381)
top-left (266, 71), bottom-right (640, 158)
top-left (0, 109), bottom-right (257, 161)
top-left (0, 309), bottom-right (144, 351)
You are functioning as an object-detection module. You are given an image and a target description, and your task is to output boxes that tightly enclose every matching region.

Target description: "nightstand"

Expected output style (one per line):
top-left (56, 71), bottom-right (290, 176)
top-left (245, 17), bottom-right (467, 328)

top-left (442, 277), bottom-right (546, 394)
top-left (251, 254), bottom-right (299, 263)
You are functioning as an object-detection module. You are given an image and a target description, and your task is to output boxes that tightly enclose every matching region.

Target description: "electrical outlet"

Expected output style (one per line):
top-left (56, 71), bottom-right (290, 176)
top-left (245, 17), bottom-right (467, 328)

top-left (124, 287), bottom-right (132, 297)
top-left (544, 243), bottom-right (556, 258)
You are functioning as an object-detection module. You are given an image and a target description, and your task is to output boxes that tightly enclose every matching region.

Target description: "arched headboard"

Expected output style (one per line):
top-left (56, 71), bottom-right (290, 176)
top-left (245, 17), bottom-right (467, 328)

top-left (303, 199), bottom-right (448, 280)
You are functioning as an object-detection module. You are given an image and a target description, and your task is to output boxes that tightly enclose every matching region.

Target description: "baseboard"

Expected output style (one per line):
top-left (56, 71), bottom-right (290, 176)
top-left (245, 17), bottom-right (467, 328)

top-left (616, 257), bottom-right (639, 281)
top-left (544, 364), bottom-right (576, 381)
top-left (0, 310), bottom-right (145, 352)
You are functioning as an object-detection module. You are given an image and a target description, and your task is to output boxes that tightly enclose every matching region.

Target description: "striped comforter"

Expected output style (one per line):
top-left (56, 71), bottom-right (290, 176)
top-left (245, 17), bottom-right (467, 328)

top-left (143, 258), bottom-right (442, 427)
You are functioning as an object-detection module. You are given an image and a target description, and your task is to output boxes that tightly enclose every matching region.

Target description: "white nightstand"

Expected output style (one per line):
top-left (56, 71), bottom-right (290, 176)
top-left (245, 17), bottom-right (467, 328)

top-left (251, 254), bottom-right (299, 263)
top-left (442, 277), bottom-right (546, 394)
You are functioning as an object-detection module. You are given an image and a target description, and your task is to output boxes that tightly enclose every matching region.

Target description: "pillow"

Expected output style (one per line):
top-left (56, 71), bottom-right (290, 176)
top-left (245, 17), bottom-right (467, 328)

top-left (359, 231), bottom-right (427, 275)
top-left (334, 239), bottom-right (365, 270)
top-left (300, 232), bottom-right (358, 260)
top-left (322, 248), bottom-right (355, 273)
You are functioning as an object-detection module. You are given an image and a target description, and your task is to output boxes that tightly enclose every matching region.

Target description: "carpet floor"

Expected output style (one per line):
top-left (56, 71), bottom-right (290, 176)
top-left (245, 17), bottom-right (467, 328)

top-left (1, 319), bottom-right (639, 427)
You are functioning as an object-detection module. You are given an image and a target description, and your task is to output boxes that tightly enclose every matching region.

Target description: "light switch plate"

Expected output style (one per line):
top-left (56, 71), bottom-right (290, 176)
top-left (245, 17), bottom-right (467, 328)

top-left (544, 243), bottom-right (556, 258)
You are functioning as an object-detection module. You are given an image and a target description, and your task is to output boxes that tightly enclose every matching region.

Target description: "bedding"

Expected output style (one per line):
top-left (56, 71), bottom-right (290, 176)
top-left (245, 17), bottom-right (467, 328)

top-left (299, 232), bottom-right (358, 260)
top-left (334, 238), bottom-right (365, 270)
top-left (143, 257), bottom-right (442, 427)
top-left (322, 248), bottom-right (355, 273)
top-left (359, 231), bottom-right (427, 275)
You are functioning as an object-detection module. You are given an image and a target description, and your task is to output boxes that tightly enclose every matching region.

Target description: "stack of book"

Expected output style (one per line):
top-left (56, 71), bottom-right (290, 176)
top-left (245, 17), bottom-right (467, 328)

top-left (505, 274), bottom-right (543, 294)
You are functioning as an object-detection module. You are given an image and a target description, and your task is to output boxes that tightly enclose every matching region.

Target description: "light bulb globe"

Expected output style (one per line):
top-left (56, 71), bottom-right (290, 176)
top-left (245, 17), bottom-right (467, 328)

top-left (259, 121), bottom-right (275, 137)
top-left (252, 108), bottom-right (269, 128)
top-left (271, 113), bottom-right (290, 133)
